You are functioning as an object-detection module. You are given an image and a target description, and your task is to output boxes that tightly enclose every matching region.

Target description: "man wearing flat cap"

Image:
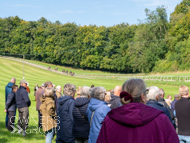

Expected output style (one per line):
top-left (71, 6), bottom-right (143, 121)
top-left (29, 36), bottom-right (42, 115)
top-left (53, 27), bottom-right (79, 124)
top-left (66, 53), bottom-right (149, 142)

top-left (15, 79), bottom-right (31, 136)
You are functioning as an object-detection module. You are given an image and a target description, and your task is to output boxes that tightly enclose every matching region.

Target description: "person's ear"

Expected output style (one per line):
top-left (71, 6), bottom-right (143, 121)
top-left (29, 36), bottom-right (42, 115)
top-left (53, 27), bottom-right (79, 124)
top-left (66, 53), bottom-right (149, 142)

top-left (141, 93), bottom-right (147, 104)
top-left (156, 95), bottom-right (159, 101)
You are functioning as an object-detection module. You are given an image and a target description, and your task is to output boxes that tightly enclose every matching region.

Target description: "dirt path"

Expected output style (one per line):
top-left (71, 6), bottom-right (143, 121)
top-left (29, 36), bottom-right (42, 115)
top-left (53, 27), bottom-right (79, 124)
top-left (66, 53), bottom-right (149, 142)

top-left (0, 56), bottom-right (73, 76)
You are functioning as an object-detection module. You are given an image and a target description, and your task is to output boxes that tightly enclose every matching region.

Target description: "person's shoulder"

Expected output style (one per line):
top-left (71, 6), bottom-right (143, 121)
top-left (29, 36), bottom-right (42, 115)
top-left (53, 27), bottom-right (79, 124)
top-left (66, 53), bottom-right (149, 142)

top-left (150, 111), bottom-right (167, 123)
top-left (45, 97), bottom-right (55, 104)
top-left (157, 102), bottom-right (164, 107)
top-left (9, 91), bottom-right (15, 96)
top-left (175, 98), bottom-right (183, 105)
top-left (98, 104), bottom-right (111, 111)
top-left (160, 106), bottom-right (169, 114)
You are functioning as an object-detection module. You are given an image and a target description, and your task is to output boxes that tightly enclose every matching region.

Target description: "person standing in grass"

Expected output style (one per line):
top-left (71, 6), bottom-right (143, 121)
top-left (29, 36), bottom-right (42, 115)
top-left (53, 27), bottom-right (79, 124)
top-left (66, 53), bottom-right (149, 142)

top-left (5, 77), bottom-right (16, 128)
top-left (45, 81), bottom-right (58, 113)
top-left (56, 83), bottom-right (76, 143)
top-left (97, 79), bottom-right (179, 143)
top-left (109, 86), bottom-right (122, 109)
top-left (73, 86), bottom-right (91, 143)
top-left (40, 88), bottom-right (57, 143)
top-left (175, 85), bottom-right (190, 142)
top-left (16, 79), bottom-right (31, 136)
top-left (146, 86), bottom-right (172, 122)
top-left (86, 87), bottom-right (111, 143)
top-left (5, 85), bottom-right (18, 131)
top-left (35, 83), bottom-right (45, 128)
top-left (34, 84), bottom-right (39, 96)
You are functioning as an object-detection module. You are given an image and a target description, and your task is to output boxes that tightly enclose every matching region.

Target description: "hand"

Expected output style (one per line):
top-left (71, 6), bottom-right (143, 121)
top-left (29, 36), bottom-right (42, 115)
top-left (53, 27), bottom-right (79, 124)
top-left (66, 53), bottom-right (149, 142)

top-left (4, 109), bottom-right (7, 113)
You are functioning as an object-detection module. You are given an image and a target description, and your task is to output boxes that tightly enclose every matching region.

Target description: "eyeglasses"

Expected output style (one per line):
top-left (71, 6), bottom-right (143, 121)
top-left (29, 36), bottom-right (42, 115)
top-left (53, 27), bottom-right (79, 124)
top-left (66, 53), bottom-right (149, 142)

top-left (144, 89), bottom-right (149, 95)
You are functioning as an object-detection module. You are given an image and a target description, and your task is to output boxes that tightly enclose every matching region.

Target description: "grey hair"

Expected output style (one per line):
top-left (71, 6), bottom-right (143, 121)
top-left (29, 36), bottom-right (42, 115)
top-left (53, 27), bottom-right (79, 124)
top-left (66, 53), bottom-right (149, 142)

top-left (174, 94), bottom-right (180, 99)
top-left (80, 86), bottom-right (91, 98)
top-left (45, 81), bottom-right (52, 88)
top-left (90, 87), bottom-right (106, 101)
top-left (159, 88), bottom-right (165, 97)
top-left (56, 85), bottom-right (62, 91)
top-left (147, 86), bottom-right (160, 100)
top-left (122, 79), bottom-right (146, 102)
top-left (63, 83), bottom-right (76, 96)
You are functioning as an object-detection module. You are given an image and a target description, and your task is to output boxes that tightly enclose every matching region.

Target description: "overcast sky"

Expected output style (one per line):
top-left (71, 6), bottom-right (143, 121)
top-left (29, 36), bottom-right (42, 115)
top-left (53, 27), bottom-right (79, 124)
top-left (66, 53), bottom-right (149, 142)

top-left (0, 0), bottom-right (182, 26)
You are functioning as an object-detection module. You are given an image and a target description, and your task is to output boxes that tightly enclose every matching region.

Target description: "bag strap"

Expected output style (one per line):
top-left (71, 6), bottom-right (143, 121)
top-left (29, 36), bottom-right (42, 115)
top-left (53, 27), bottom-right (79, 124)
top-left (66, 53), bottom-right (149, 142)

top-left (90, 111), bottom-right (95, 127)
top-left (77, 107), bottom-right (85, 119)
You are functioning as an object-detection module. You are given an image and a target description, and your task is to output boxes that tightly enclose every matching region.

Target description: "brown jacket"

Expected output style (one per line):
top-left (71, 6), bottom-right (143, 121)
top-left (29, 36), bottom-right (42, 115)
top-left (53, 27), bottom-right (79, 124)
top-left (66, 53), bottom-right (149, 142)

top-left (35, 87), bottom-right (44, 111)
top-left (26, 86), bottom-right (30, 93)
top-left (40, 92), bottom-right (57, 132)
top-left (55, 91), bottom-right (62, 99)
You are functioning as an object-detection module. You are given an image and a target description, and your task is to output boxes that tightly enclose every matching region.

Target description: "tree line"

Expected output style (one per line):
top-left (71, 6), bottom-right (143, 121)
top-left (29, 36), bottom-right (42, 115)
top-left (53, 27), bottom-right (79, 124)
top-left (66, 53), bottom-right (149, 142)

top-left (0, 0), bottom-right (190, 73)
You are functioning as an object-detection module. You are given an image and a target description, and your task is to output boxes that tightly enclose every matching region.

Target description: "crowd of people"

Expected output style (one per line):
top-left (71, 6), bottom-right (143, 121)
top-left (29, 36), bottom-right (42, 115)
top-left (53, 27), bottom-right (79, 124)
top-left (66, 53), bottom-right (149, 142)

top-left (4, 77), bottom-right (190, 143)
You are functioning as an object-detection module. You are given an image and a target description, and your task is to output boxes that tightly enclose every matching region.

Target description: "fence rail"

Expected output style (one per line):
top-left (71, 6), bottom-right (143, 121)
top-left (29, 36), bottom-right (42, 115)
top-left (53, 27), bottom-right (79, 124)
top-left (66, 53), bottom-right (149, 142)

top-left (75, 74), bottom-right (190, 83)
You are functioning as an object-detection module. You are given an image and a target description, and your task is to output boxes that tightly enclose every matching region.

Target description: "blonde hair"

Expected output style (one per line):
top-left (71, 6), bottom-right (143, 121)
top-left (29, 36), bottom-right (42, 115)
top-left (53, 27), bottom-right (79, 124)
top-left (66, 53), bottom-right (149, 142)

top-left (179, 85), bottom-right (189, 97)
top-left (122, 79), bottom-right (146, 103)
top-left (105, 92), bottom-right (111, 102)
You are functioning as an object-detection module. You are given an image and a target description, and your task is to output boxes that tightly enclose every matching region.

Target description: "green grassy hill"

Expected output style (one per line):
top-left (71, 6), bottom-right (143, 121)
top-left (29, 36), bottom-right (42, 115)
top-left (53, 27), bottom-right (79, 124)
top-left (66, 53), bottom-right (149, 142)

top-left (0, 57), bottom-right (184, 143)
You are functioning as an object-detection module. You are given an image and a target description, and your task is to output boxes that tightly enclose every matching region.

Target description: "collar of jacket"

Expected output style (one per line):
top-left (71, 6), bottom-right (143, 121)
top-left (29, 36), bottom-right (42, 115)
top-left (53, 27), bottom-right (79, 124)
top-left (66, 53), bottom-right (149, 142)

top-left (158, 96), bottom-right (165, 101)
top-left (180, 97), bottom-right (190, 101)
top-left (20, 86), bottom-right (26, 89)
top-left (147, 100), bottom-right (164, 106)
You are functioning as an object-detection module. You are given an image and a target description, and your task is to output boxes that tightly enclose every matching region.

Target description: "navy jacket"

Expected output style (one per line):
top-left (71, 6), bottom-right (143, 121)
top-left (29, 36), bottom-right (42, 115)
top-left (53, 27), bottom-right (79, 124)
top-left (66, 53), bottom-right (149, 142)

top-left (16, 86), bottom-right (31, 108)
top-left (147, 100), bottom-right (172, 122)
top-left (109, 95), bottom-right (121, 109)
top-left (54, 93), bottom-right (58, 113)
top-left (5, 82), bottom-right (14, 105)
top-left (73, 97), bottom-right (90, 139)
top-left (56, 95), bottom-right (75, 143)
top-left (6, 91), bottom-right (16, 112)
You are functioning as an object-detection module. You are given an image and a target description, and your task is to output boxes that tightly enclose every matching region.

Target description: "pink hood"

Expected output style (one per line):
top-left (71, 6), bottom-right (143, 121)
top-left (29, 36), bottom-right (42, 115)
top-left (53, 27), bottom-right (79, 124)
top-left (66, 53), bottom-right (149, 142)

top-left (108, 102), bottom-right (163, 127)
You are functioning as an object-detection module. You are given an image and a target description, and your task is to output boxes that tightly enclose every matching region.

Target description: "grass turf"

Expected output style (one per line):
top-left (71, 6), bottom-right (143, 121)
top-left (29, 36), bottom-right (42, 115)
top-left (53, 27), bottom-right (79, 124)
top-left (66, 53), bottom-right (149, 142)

top-left (0, 57), bottom-right (187, 142)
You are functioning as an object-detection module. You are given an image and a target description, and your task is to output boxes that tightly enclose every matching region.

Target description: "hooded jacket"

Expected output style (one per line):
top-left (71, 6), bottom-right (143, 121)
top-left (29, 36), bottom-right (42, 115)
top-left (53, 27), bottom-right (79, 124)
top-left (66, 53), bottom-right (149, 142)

top-left (5, 82), bottom-right (14, 105)
top-left (109, 95), bottom-right (121, 109)
top-left (97, 102), bottom-right (179, 143)
top-left (146, 100), bottom-right (172, 122)
top-left (73, 97), bottom-right (90, 139)
top-left (56, 95), bottom-right (75, 143)
top-left (86, 98), bottom-right (111, 143)
top-left (40, 92), bottom-right (57, 132)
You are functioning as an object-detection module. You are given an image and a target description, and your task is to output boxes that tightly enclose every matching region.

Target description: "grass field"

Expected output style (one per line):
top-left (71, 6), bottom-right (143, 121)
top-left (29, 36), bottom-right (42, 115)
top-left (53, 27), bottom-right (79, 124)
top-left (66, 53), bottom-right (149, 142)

top-left (4, 56), bottom-right (190, 76)
top-left (0, 57), bottom-right (188, 143)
